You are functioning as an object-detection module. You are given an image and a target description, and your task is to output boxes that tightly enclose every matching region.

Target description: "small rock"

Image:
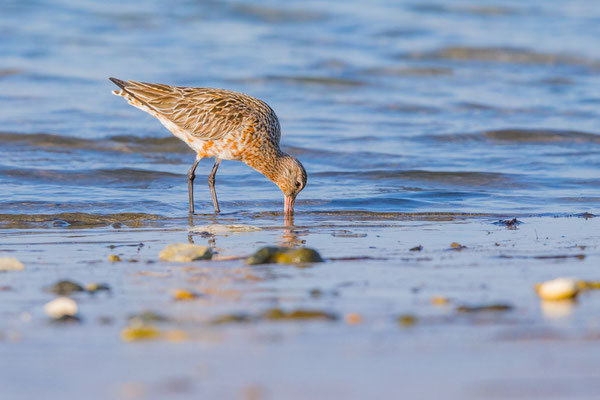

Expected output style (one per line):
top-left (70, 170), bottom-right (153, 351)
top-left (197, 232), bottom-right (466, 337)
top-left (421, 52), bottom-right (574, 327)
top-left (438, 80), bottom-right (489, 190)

top-left (48, 280), bottom-right (85, 295)
top-left (345, 312), bottom-right (362, 325)
top-left (536, 278), bottom-right (579, 301)
top-left (450, 242), bottom-right (466, 250)
top-left (165, 330), bottom-right (188, 342)
top-left (0, 257), bottom-right (24, 271)
top-left (121, 325), bottom-right (161, 342)
top-left (44, 297), bottom-right (78, 319)
top-left (397, 314), bottom-right (417, 326)
top-left (159, 243), bottom-right (212, 262)
top-left (128, 310), bottom-right (169, 325)
top-left (98, 316), bottom-right (113, 325)
top-left (108, 254), bottom-right (122, 262)
top-left (494, 218), bottom-right (521, 228)
top-left (245, 246), bottom-right (323, 265)
top-left (431, 296), bottom-right (450, 305)
top-left (261, 308), bottom-right (337, 321)
top-left (577, 212), bottom-right (595, 219)
top-left (211, 313), bottom-right (253, 324)
top-left (173, 289), bottom-right (198, 301)
top-left (85, 283), bottom-right (111, 293)
top-left (457, 303), bottom-right (513, 313)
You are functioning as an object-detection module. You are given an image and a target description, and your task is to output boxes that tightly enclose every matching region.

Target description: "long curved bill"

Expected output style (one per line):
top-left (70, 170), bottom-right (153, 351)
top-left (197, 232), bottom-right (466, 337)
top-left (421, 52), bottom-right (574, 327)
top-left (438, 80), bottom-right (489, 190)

top-left (284, 196), bottom-right (296, 215)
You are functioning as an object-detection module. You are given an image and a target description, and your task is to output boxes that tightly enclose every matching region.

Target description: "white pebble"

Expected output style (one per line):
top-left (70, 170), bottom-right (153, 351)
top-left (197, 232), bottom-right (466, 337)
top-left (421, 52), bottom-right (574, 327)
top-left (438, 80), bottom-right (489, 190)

top-left (536, 277), bottom-right (579, 301)
top-left (0, 257), bottom-right (25, 271)
top-left (44, 297), bottom-right (78, 319)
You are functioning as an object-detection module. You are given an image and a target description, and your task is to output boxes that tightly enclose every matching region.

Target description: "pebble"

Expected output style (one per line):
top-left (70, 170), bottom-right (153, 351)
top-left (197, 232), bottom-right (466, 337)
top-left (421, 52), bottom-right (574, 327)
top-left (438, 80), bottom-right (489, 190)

top-left (431, 296), bottom-right (450, 305)
top-left (159, 243), bottom-right (212, 262)
top-left (44, 297), bottom-right (78, 319)
top-left (0, 257), bottom-right (25, 271)
top-left (345, 312), bottom-right (363, 324)
top-left (173, 289), bottom-right (198, 301)
top-left (127, 310), bottom-right (168, 324)
top-left (48, 280), bottom-right (85, 295)
top-left (120, 325), bottom-right (161, 342)
top-left (108, 254), bottom-right (122, 262)
top-left (245, 246), bottom-right (323, 265)
top-left (261, 308), bottom-right (337, 321)
top-left (457, 303), bottom-right (513, 313)
top-left (85, 283), bottom-right (111, 293)
top-left (398, 314), bottom-right (417, 326)
top-left (536, 277), bottom-right (579, 301)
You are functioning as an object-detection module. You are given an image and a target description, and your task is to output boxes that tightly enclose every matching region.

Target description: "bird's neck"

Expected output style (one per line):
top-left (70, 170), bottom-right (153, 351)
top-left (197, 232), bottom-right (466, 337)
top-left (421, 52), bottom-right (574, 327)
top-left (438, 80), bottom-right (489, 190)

top-left (244, 147), bottom-right (287, 184)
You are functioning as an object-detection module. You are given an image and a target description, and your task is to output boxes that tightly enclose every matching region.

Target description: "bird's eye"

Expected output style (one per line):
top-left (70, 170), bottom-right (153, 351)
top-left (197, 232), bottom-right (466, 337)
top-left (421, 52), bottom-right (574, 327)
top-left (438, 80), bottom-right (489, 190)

top-left (295, 181), bottom-right (302, 188)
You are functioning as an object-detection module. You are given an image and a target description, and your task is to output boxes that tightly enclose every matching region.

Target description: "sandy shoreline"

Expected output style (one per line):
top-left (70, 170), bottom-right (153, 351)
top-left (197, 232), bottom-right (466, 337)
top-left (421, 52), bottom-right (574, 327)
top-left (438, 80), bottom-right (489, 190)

top-left (1, 213), bottom-right (599, 399)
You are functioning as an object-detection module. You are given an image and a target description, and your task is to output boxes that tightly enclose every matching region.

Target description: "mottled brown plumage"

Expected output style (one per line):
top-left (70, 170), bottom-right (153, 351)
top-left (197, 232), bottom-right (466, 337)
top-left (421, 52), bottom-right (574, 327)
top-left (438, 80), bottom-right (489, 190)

top-left (109, 77), bottom-right (306, 215)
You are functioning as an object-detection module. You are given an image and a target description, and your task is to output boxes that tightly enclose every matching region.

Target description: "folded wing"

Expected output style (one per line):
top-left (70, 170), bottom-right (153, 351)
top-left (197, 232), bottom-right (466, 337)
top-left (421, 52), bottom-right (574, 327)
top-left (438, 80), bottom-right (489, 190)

top-left (110, 78), bottom-right (253, 141)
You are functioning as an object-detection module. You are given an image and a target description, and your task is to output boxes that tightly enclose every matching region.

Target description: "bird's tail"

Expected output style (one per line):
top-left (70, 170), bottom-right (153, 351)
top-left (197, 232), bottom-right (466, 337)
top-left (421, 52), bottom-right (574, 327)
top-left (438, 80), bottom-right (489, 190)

top-left (109, 77), bottom-right (129, 96)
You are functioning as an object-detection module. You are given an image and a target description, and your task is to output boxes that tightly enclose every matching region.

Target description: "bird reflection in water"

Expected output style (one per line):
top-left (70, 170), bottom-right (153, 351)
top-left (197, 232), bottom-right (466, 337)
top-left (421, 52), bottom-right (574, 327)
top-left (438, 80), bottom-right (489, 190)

top-left (186, 214), bottom-right (305, 249)
top-left (279, 214), bottom-right (305, 247)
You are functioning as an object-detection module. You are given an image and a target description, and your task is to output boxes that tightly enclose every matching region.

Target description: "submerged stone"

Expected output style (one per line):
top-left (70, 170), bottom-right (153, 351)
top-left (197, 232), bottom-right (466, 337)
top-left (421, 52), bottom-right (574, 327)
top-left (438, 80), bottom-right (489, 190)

top-left (48, 280), bottom-right (85, 295)
top-left (0, 257), bottom-right (25, 271)
top-left (127, 310), bottom-right (169, 324)
top-left (397, 314), bottom-right (418, 326)
top-left (121, 325), bottom-right (161, 342)
top-left (173, 289), bottom-right (199, 301)
top-left (245, 246), bottom-right (323, 265)
top-left (85, 283), bottom-right (111, 293)
top-left (457, 303), bottom-right (513, 313)
top-left (211, 313), bottom-right (254, 324)
top-left (159, 243), bottom-right (212, 262)
top-left (431, 296), bottom-right (450, 305)
top-left (345, 312), bottom-right (363, 325)
top-left (261, 308), bottom-right (337, 321)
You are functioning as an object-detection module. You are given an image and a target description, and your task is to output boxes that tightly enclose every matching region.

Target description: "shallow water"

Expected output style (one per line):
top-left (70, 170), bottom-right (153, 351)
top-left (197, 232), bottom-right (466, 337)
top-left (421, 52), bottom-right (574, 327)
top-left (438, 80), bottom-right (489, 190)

top-left (2, 0), bottom-right (600, 216)
top-left (2, 0), bottom-right (600, 399)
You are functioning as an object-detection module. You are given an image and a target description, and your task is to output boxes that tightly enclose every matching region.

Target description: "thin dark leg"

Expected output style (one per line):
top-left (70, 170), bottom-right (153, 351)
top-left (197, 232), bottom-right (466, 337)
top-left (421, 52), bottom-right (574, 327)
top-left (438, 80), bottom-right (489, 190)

top-left (188, 158), bottom-right (201, 214)
top-left (208, 159), bottom-right (221, 213)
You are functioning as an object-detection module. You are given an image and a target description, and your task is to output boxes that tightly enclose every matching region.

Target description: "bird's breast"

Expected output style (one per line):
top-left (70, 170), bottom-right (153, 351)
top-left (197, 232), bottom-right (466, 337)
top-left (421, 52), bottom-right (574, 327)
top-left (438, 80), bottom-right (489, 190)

top-left (195, 125), bottom-right (259, 161)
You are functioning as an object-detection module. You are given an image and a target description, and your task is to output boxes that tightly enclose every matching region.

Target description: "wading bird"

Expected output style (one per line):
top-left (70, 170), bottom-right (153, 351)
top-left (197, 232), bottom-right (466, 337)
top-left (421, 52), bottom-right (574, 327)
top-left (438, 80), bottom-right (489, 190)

top-left (110, 78), bottom-right (306, 215)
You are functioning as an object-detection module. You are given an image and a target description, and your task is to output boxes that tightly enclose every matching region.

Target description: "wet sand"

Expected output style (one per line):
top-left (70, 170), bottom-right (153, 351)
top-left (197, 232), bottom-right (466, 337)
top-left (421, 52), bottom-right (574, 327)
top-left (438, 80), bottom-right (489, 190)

top-left (1, 213), bottom-right (600, 399)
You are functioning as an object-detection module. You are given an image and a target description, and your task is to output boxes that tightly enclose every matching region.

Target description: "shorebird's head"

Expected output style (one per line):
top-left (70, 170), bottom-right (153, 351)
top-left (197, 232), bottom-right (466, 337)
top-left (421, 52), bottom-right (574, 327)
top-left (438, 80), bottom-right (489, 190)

top-left (275, 155), bottom-right (307, 215)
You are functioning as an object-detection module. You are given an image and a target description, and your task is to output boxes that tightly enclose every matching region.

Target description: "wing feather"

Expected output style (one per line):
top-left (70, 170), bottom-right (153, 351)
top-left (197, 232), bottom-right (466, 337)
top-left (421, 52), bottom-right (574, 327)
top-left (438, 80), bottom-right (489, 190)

top-left (115, 80), bottom-right (254, 141)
